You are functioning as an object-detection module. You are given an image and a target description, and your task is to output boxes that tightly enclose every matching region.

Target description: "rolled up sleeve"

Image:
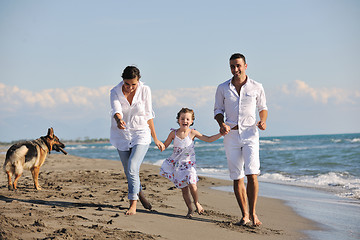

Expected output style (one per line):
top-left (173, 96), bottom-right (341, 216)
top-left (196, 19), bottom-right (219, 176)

top-left (214, 84), bottom-right (225, 118)
top-left (110, 87), bottom-right (123, 118)
top-left (256, 85), bottom-right (268, 112)
top-left (143, 86), bottom-right (155, 121)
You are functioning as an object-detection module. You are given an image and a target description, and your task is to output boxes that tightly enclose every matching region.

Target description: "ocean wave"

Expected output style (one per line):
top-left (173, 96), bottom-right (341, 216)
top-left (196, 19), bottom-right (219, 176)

top-left (331, 137), bottom-right (360, 143)
top-left (268, 144), bottom-right (330, 152)
top-left (197, 168), bottom-right (230, 180)
top-left (259, 172), bottom-right (360, 200)
top-left (0, 146), bottom-right (8, 155)
top-left (197, 167), bottom-right (228, 174)
top-left (260, 139), bottom-right (280, 145)
top-left (66, 145), bottom-right (116, 150)
top-left (145, 159), bottom-right (166, 166)
top-left (269, 146), bottom-right (310, 151)
top-left (66, 145), bottom-right (90, 150)
top-left (194, 142), bottom-right (224, 148)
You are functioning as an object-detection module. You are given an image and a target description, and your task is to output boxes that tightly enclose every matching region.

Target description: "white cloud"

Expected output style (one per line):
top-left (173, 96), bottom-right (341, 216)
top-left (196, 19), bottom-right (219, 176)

top-left (1, 82), bottom-right (359, 141)
top-left (0, 83), bottom-right (112, 112)
top-left (0, 83), bottom-right (217, 112)
top-left (281, 80), bottom-right (360, 104)
top-left (152, 86), bottom-right (217, 108)
top-left (0, 83), bottom-right (219, 141)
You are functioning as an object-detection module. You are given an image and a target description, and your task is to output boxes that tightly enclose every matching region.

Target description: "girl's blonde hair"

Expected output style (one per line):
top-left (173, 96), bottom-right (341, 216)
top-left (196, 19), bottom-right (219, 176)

top-left (176, 108), bottom-right (195, 126)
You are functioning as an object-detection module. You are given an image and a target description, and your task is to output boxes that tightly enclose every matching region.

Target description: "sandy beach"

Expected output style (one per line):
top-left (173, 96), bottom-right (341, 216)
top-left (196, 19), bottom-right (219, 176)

top-left (0, 153), bottom-right (317, 240)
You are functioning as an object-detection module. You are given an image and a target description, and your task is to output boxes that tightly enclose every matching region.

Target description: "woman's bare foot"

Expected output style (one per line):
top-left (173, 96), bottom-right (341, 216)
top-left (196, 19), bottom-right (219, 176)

top-left (126, 207), bottom-right (136, 215)
top-left (251, 214), bottom-right (262, 226)
top-left (195, 202), bottom-right (204, 214)
top-left (139, 191), bottom-right (152, 210)
top-left (126, 200), bottom-right (137, 215)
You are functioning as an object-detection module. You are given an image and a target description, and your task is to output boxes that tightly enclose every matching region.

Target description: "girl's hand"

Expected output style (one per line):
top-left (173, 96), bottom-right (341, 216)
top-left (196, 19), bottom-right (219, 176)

top-left (155, 140), bottom-right (165, 152)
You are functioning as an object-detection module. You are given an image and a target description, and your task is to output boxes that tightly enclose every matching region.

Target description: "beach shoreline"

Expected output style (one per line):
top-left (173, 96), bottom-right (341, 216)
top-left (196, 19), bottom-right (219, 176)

top-left (0, 154), bottom-right (317, 240)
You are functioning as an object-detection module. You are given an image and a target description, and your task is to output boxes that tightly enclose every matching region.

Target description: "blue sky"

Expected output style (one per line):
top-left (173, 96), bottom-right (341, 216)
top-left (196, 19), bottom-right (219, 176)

top-left (1, 0), bottom-right (359, 142)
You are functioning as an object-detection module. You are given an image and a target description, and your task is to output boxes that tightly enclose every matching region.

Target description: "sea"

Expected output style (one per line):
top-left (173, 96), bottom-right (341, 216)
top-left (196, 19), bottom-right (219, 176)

top-left (1, 133), bottom-right (359, 239)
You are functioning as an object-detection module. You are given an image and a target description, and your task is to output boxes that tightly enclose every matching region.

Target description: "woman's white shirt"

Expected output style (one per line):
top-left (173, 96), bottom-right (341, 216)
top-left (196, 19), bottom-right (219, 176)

top-left (110, 81), bottom-right (155, 151)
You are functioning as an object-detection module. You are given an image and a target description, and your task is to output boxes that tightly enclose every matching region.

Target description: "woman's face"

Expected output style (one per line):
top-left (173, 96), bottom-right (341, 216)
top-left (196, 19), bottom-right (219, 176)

top-left (122, 77), bottom-right (139, 94)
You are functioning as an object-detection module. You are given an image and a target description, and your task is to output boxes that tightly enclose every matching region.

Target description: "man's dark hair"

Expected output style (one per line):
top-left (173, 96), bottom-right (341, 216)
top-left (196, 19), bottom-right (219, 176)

top-left (121, 66), bottom-right (141, 80)
top-left (229, 53), bottom-right (246, 64)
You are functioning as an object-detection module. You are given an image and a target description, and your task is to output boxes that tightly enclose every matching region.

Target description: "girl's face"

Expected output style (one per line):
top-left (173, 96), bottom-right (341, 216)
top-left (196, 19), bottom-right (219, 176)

top-left (178, 112), bottom-right (193, 129)
top-left (122, 77), bottom-right (139, 94)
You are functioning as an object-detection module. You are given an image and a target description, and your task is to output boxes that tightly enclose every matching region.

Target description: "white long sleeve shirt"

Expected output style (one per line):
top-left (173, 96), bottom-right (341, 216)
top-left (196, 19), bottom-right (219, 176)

top-left (214, 77), bottom-right (268, 140)
top-left (110, 81), bottom-right (155, 151)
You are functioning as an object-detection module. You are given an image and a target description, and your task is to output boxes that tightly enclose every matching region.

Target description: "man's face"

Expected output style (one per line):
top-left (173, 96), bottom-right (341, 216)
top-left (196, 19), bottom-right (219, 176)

top-left (230, 58), bottom-right (247, 77)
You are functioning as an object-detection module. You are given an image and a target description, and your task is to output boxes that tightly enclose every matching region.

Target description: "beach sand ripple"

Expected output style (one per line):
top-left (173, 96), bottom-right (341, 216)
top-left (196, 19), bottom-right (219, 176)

top-left (0, 154), bottom-right (316, 240)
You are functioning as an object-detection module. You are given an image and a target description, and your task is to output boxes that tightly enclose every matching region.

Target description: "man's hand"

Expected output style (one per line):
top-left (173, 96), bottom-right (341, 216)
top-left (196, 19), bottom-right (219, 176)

top-left (220, 123), bottom-right (231, 135)
top-left (257, 121), bottom-right (266, 130)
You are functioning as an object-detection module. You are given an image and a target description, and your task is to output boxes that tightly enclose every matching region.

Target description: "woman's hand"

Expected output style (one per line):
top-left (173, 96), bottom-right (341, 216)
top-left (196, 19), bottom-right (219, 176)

top-left (114, 113), bottom-right (126, 129)
top-left (116, 119), bottom-right (126, 129)
top-left (154, 139), bottom-right (165, 152)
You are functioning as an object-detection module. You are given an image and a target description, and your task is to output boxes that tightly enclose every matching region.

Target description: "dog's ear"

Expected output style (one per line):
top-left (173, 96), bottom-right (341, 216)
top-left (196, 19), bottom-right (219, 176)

top-left (47, 127), bottom-right (54, 139)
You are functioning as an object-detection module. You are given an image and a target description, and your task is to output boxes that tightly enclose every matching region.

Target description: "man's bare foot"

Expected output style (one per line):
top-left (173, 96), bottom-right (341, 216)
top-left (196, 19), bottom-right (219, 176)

top-left (139, 192), bottom-right (152, 210)
top-left (251, 214), bottom-right (262, 226)
top-left (195, 202), bottom-right (204, 214)
top-left (236, 217), bottom-right (251, 226)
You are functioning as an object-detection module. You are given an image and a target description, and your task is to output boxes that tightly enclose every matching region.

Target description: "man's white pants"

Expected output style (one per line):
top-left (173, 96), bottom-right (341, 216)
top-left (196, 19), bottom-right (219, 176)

top-left (223, 130), bottom-right (260, 180)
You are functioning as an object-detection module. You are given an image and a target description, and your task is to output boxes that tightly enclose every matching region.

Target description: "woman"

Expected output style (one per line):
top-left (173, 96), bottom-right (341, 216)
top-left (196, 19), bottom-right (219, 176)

top-left (110, 66), bottom-right (165, 215)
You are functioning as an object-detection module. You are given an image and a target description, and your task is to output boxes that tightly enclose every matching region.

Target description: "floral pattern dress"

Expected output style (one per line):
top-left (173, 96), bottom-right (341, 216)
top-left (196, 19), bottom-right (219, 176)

top-left (160, 130), bottom-right (198, 189)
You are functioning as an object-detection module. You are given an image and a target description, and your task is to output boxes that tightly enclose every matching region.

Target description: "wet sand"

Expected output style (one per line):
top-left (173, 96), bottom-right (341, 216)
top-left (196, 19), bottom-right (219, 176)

top-left (0, 154), bottom-right (317, 240)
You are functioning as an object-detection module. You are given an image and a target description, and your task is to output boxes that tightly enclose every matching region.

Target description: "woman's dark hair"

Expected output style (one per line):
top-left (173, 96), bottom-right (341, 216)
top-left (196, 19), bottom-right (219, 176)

top-left (229, 53), bottom-right (246, 64)
top-left (176, 108), bottom-right (195, 126)
top-left (121, 66), bottom-right (141, 80)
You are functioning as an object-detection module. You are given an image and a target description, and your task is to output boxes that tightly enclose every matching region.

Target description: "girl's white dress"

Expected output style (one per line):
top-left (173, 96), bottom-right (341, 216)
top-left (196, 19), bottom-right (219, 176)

top-left (160, 130), bottom-right (198, 189)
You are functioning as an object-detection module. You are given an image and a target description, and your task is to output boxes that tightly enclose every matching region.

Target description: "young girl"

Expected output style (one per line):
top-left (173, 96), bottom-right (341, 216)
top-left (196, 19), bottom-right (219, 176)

top-left (160, 108), bottom-right (222, 218)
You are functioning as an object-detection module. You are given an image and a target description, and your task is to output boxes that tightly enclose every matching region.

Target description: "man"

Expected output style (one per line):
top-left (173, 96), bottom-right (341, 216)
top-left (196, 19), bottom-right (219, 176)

top-left (214, 53), bottom-right (268, 226)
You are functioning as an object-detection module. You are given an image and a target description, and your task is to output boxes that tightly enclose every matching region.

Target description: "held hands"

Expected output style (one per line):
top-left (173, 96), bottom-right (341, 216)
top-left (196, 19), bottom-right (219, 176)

top-left (155, 139), bottom-right (165, 152)
top-left (219, 123), bottom-right (231, 135)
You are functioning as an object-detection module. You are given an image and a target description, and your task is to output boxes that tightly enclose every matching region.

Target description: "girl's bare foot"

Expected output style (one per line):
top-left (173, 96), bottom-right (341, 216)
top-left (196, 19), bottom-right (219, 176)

top-left (186, 210), bottom-right (194, 219)
top-left (195, 202), bottom-right (204, 214)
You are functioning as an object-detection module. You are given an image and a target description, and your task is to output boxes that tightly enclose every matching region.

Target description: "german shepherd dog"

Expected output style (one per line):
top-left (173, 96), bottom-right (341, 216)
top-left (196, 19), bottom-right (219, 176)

top-left (3, 127), bottom-right (67, 190)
